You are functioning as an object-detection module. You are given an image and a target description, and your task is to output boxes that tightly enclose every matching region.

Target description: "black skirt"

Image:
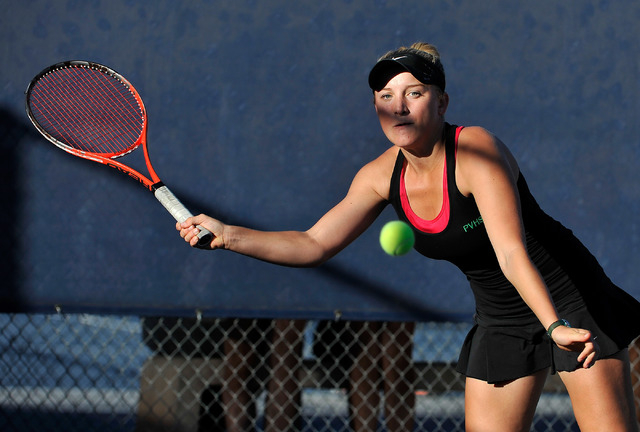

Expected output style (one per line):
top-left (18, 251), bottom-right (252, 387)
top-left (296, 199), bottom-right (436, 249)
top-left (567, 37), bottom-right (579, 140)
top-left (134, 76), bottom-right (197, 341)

top-left (456, 285), bottom-right (640, 384)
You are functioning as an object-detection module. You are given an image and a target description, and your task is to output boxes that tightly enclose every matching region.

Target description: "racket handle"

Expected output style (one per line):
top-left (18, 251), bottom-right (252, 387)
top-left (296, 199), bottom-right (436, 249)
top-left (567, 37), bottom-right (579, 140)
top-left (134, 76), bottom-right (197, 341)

top-left (154, 185), bottom-right (213, 247)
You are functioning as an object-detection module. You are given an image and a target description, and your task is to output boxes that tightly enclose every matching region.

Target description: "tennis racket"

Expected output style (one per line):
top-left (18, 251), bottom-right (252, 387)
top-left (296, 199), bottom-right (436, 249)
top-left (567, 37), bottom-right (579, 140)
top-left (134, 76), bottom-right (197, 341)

top-left (25, 60), bottom-right (212, 246)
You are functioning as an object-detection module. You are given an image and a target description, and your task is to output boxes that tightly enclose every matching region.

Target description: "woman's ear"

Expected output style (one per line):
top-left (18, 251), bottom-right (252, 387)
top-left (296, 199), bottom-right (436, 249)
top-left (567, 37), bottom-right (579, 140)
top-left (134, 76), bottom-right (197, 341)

top-left (438, 92), bottom-right (450, 116)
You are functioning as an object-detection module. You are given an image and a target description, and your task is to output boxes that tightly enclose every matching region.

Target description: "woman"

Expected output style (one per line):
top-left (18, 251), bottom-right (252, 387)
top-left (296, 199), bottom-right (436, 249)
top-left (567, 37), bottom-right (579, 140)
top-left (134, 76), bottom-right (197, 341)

top-left (178, 42), bottom-right (640, 431)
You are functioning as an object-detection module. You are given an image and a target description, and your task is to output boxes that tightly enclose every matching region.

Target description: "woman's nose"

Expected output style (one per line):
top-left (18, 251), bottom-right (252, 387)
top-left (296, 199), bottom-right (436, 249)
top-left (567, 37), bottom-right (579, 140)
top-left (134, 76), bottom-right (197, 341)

top-left (394, 98), bottom-right (409, 115)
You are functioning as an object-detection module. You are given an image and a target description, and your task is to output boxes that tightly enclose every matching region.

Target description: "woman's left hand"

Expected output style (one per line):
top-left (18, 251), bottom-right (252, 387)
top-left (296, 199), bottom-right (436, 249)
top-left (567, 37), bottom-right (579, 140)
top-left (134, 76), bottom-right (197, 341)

top-left (551, 325), bottom-right (599, 368)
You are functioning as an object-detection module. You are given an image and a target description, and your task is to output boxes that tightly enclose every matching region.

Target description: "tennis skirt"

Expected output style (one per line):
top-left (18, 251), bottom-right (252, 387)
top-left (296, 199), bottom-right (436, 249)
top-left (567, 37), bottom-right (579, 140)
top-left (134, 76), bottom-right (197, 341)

top-left (455, 290), bottom-right (640, 384)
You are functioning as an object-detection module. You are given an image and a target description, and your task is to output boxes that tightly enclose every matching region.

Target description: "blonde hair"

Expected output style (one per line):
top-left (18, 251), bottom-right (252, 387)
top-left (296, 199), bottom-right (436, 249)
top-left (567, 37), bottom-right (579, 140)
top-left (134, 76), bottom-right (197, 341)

top-left (409, 42), bottom-right (444, 72)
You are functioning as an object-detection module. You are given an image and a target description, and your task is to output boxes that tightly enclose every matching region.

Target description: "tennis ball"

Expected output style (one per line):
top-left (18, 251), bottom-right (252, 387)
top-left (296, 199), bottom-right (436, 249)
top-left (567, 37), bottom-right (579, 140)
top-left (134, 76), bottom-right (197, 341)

top-left (379, 220), bottom-right (415, 256)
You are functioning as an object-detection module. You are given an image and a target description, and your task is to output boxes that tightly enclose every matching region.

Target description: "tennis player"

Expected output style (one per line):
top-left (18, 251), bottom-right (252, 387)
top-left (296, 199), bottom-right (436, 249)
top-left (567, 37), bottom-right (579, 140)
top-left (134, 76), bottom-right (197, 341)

top-left (179, 42), bottom-right (640, 431)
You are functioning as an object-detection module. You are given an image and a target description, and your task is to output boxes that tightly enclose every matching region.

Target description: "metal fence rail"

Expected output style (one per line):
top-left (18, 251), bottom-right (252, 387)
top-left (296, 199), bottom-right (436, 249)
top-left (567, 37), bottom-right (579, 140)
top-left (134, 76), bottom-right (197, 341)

top-left (0, 314), bottom-right (638, 431)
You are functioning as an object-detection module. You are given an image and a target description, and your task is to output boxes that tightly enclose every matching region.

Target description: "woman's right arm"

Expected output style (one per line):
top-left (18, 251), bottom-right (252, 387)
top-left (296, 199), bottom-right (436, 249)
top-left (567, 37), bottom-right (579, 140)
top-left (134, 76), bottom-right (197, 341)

top-left (177, 152), bottom-right (394, 267)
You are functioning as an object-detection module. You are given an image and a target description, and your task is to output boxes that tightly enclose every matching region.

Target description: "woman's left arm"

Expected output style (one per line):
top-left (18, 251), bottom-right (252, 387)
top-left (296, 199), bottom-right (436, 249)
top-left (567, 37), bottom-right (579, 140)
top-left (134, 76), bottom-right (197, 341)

top-left (456, 127), bottom-right (597, 366)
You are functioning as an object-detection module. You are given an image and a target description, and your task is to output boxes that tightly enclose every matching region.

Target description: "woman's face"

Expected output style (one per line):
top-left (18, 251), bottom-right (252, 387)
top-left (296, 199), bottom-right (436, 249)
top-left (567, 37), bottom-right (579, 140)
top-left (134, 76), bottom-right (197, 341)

top-left (373, 72), bottom-right (447, 151)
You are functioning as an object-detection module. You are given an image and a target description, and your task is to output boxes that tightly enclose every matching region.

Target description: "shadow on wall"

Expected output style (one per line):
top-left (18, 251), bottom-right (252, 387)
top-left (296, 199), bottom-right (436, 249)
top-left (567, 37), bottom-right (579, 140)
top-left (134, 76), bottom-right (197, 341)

top-left (0, 107), bottom-right (38, 312)
top-left (0, 105), bottom-right (459, 321)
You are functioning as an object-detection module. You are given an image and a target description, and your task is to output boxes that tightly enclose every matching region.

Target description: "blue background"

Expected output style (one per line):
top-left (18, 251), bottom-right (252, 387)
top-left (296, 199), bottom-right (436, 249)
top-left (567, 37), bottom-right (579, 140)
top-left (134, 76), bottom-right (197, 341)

top-left (1, 0), bottom-right (638, 321)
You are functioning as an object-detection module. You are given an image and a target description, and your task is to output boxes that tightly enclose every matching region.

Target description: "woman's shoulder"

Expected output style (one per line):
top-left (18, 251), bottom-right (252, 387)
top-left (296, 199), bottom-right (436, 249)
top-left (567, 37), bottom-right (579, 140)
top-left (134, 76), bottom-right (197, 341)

top-left (457, 125), bottom-right (516, 160)
top-left (456, 125), bottom-right (519, 181)
top-left (457, 125), bottom-right (497, 147)
top-left (352, 146), bottom-right (399, 199)
top-left (361, 146), bottom-right (400, 174)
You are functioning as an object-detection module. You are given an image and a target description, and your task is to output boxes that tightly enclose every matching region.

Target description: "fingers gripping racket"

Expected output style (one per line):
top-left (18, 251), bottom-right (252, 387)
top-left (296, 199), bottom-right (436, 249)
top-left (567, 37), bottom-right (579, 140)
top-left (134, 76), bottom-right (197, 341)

top-left (25, 60), bottom-right (212, 246)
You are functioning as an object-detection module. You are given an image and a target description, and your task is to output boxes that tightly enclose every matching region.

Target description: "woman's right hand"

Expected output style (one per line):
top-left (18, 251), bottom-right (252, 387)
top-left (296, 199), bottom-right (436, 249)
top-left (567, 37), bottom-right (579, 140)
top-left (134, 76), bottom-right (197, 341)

top-left (176, 214), bottom-right (225, 250)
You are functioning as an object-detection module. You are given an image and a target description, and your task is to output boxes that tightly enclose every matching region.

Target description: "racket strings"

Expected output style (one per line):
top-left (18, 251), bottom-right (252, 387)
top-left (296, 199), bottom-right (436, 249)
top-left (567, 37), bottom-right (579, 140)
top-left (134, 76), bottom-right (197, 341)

top-left (28, 65), bottom-right (145, 157)
top-left (36, 67), bottom-right (140, 152)
top-left (49, 68), bottom-right (128, 153)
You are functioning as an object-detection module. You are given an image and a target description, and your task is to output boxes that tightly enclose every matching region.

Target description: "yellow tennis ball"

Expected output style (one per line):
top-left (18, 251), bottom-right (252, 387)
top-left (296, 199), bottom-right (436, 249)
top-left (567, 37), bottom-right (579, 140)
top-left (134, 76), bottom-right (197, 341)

top-left (379, 221), bottom-right (415, 256)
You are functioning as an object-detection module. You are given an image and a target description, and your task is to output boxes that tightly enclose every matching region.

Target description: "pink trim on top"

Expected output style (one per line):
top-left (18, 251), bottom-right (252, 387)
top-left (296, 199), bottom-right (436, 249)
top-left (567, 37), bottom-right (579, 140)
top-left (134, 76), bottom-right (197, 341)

top-left (400, 126), bottom-right (463, 233)
top-left (400, 158), bottom-right (449, 233)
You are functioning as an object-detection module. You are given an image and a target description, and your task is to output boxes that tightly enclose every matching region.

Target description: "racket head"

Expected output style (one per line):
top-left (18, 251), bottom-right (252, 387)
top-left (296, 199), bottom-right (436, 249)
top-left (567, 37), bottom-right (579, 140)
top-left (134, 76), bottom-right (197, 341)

top-left (25, 61), bottom-right (147, 159)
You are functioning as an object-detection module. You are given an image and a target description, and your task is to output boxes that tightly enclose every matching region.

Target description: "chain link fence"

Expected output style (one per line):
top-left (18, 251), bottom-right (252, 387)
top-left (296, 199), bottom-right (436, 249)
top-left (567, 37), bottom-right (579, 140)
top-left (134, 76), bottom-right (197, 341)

top-left (0, 313), bottom-right (638, 431)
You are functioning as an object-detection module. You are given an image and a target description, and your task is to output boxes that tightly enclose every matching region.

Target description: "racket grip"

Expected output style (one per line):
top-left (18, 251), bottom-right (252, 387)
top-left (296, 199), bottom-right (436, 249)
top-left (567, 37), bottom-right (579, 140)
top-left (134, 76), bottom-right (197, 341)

top-left (154, 185), bottom-right (213, 247)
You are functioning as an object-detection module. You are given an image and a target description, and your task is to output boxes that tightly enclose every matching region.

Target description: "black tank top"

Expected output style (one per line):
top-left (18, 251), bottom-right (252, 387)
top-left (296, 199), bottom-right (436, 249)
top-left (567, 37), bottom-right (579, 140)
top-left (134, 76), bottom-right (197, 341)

top-left (388, 123), bottom-right (589, 325)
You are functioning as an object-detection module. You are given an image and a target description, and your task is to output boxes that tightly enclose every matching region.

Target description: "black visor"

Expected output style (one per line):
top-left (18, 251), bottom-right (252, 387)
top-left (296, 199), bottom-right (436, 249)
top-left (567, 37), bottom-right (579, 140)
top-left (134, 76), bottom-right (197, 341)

top-left (368, 51), bottom-right (446, 92)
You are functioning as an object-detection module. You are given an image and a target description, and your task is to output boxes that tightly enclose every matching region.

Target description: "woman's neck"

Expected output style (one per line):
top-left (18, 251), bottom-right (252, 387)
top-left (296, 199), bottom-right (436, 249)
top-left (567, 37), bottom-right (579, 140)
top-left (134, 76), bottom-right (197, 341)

top-left (402, 136), bottom-right (446, 174)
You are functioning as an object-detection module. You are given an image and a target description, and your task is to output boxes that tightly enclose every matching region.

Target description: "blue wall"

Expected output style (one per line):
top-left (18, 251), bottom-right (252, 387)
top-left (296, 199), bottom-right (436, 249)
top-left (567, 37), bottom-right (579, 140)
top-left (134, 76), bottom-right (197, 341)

top-left (1, 0), bottom-right (638, 321)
